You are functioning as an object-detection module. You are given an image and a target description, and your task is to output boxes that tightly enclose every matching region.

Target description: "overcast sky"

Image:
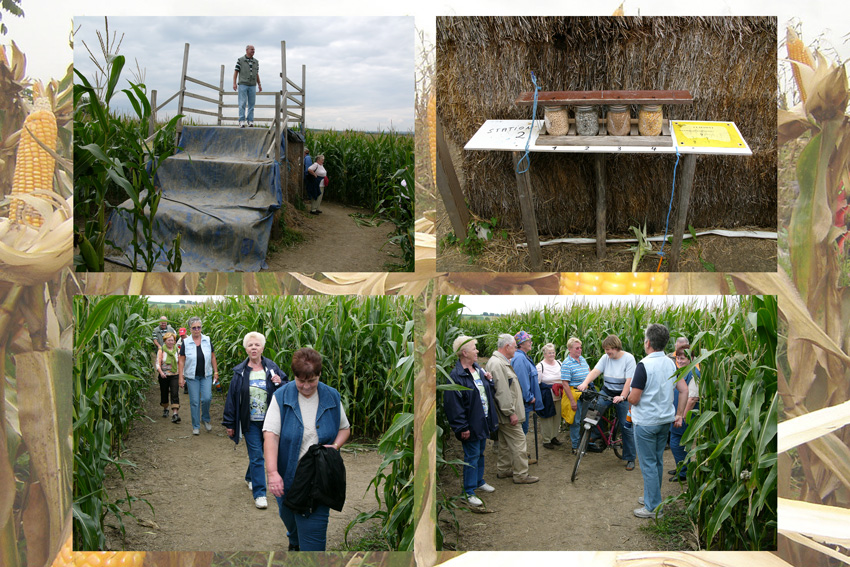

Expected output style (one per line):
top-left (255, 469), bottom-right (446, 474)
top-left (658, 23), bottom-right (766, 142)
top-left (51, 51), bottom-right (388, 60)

top-left (459, 295), bottom-right (735, 315)
top-left (72, 16), bottom-right (414, 131)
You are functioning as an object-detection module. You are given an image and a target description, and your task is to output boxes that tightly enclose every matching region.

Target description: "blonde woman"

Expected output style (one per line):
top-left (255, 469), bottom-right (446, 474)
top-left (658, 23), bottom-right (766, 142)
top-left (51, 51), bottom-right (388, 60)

top-left (536, 343), bottom-right (563, 449)
top-left (156, 332), bottom-right (181, 423)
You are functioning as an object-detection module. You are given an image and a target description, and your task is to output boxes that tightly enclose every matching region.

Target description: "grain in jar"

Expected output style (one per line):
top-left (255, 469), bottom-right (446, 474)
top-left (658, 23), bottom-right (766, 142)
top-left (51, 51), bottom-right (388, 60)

top-left (575, 105), bottom-right (599, 136)
top-left (543, 105), bottom-right (569, 136)
top-left (638, 104), bottom-right (663, 136)
top-left (606, 104), bottom-right (631, 136)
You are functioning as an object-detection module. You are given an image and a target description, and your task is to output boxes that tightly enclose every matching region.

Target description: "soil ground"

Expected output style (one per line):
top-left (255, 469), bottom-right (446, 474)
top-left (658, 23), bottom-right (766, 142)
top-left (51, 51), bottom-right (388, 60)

top-left (265, 202), bottom-right (399, 272)
top-left (102, 383), bottom-right (383, 552)
top-left (438, 420), bottom-right (692, 552)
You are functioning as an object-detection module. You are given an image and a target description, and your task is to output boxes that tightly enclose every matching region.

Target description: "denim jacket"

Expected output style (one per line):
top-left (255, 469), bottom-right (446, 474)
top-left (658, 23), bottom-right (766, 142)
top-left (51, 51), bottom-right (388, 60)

top-left (273, 381), bottom-right (342, 492)
top-left (182, 335), bottom-right (213, 379)
top-left (511, 350), bottom-right (544, 412)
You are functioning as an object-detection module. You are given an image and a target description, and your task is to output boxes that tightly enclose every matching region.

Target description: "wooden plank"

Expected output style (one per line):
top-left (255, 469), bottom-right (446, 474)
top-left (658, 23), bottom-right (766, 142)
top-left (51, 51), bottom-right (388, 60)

top-left (436, 117), bottom-right (470, 239)
top-left (537, 134), bottom-right (673, 147)
top-left (176, 42), bottom-right (190, 138)
top-left (182, 106), bottom-right (221, 118)
top-left (516, 89), bottom-right (693, 106)
top-left (668, 153), bottom-right (697, 271)
top-left (512, 151), bottom-right (543, 270)
top-left (184, 75), bottom-right (222, 92)
top-left (184, 90), bottom-right (223, 106)
top-left (595, 153), bottom-right (606, 260)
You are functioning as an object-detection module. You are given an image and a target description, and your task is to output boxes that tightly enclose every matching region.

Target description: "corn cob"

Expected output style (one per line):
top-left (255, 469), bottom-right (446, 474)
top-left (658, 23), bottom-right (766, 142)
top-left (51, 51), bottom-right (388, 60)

top-left (559, 272), bottom-right (669, 295)
top-left (50, 534), bottom-right (146, 567)
top-left (429, 89), bottom-right (437, 182)
top-left (786, 26), bottom-right (814, 104)
top-left (10, 96), bottom-right (57, 227)
top-left (612, 2), bottom-right (625, 16)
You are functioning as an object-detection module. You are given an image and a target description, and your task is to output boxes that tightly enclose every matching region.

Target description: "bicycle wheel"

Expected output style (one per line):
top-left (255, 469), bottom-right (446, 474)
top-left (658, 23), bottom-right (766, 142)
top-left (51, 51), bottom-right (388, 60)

top-left (611, 421), bottom-right (623, 460)
top-left (571, 427), bottom-right (591, 482)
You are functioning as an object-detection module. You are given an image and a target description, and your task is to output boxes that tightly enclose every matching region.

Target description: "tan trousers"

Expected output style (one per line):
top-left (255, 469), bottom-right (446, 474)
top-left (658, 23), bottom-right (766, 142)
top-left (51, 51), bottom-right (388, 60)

top-left (311, 180), bottom-right (325, 212)
top-left (497, 421), bottom-right (529, 478)
top-left (540, 412), bottom-right (563, 444)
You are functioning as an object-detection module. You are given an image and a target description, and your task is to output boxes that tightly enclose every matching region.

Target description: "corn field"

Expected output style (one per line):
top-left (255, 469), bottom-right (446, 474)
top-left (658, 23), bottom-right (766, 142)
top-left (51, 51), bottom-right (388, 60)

top-left (435, 295), bottom-right (778, 551)
top-left (73, 295), bottom-right (414, 551)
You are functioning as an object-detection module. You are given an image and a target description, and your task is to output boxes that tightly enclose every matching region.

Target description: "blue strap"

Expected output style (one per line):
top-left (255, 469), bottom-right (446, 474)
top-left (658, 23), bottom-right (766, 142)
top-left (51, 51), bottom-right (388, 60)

top-left (657, 143), bottom-right (680, 262)
top-left (516, 72), bottom-right (540, 175)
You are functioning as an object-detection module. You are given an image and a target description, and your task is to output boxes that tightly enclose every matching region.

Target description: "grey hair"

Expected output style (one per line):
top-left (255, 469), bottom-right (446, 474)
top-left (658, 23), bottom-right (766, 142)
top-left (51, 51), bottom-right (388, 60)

top-left (316, 154), bottom-right (325, 161)
top-left (246, 44), bottom-right (255, 50)
top-left (160, 315), bottom-right (168, 321)
top-left (496, 333), bottom-right (516, 350)
top-left (645, 323), bottom-right (670, 352)
top-left (676, 336), bottom-right (690, 346)
top-left (542, 342), bottom-right (557, 354)
top-left (187, 316), bottom-right (202, 328)
top-left (453, 335), bottom-right (476, 356)
top-left (243, 331), bottom-right (266, 350)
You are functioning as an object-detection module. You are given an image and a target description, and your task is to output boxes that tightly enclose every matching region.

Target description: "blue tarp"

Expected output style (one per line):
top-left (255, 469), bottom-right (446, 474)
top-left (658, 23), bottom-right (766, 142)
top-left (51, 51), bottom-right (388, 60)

top-left (105, 125), bottom-right (282, 271)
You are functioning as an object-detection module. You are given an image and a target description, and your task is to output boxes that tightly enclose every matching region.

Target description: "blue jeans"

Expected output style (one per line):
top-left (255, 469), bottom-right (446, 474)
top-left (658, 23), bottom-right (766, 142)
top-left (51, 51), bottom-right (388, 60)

top-left (276, 497), bottom-right (330, 551)
top-left (633, 422), bottom-right (670, 513)
top-left (595, 395), bottom-right (636, 461)
top-left (244, 420), bottom-right (266, 498)
top-left (669, 421), bottom-right (688, 478)
top-left (187, 375), bottom-right (212, 429)
top-left (461, 437), bottom-right (488, 495)
top-left (569, 395), bottom-right (588, 449)
top-left (237, 84), bottom-right (257, 123)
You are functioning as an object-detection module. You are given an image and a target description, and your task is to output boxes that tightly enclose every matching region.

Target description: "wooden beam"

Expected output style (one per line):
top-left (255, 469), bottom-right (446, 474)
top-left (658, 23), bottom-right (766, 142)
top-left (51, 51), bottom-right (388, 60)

top-left (595, 153), bottom-right (606, 260)
top-left (515, 89), bottom-right (693, 106)
top-left (176, 42), bottom-right (190, 139)
top-left (668, 153), bottom-right (697, 271)
top-left (435, 117), bottom-right (469, 239)
top-left (512, 151), bottom-right (543, 270)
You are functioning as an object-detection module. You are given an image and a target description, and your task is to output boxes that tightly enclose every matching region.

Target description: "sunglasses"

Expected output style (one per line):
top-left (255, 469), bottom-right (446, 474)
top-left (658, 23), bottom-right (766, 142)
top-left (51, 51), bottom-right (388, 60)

top-left (191, 326), bottom-right (201, 330)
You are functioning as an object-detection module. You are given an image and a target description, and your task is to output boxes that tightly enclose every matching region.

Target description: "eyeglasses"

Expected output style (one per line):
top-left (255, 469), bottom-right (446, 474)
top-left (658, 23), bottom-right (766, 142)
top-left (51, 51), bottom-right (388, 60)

top-left (191, 326), bottom-right (201, 330)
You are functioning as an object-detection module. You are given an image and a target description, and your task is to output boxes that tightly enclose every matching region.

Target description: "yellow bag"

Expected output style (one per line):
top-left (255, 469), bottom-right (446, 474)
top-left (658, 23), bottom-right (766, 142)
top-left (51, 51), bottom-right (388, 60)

top-left (561, 387), bottom-right (580, 423)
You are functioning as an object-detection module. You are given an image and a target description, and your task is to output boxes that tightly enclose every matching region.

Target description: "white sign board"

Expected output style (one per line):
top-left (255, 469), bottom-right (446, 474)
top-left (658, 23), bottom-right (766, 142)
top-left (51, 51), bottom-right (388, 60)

top-left (464, 119), bottom-right (752, 156)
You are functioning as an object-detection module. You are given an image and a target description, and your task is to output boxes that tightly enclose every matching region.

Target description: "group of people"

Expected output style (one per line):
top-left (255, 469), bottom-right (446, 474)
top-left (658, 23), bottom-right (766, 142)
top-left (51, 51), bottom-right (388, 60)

top-left (151, 316), bottom-right (350, 551)
top-left (232, 44), bottom-right (328, 216)
top-left (444, 324), bottom-right (700, 518)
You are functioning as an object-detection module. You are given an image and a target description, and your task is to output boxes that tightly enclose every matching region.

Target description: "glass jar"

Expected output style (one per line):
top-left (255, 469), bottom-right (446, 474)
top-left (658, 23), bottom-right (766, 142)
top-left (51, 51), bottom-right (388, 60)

top-left (638, 104), bottom-right (663, 136)
top-left (543, 105), bottom-right (569, 136)
top-left (606, 104), bottom-right (631, 136)
top-left (575, 105), bottom-right (599, 136)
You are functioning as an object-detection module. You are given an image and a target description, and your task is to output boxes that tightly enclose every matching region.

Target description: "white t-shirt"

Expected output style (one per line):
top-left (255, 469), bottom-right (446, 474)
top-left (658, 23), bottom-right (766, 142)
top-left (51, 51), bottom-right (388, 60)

top-left (688, 373), bottom-right (700, 398)
top-left (263, 390), bottom-right (350, 460)
top-left (472, 368), bottom-right (489, 417)
top-left (537, 359), bottom-right (562, 399)
top-left (308, 162), bottom-right (327, 178)
top-left (594, 352), bottom-right (637, 393)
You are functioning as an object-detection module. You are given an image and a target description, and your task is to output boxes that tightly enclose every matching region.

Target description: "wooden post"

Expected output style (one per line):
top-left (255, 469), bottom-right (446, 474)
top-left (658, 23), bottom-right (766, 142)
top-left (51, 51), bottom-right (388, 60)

top-left (669, 153), bottom-right (697, 271)
top-left (176, 42), bottom-right (190, 140)
top-left (301, 63), bottom-right (306, 198)
top-left (280, 41), bottom-right (288, 199)
top-left (435, 117), bottom-right (469, 239)
top-left (512, 151), bottom-right (543, 271)
top-left (217, 64), bottom-right (225, 126)
top-left (149, 90), bottom-right (157, 137)
top-left (275, 92), bottom-right (281, 165)
top-left (594, 153), bottom-right (606, 260)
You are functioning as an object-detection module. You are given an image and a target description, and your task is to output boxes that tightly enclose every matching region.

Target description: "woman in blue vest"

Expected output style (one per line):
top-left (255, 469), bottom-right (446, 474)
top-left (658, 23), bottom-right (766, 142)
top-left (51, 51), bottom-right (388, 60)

top-left (178, 316), bottom-right (219, 435)
top-left (669, 344), bottom-right (700, 482)
top-left (263, 347), bottom-right (350, 551)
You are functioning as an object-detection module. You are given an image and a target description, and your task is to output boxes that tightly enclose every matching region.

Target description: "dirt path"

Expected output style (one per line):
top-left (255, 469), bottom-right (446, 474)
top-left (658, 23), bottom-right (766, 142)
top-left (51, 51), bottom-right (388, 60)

top-left (103, 383), bottom-right (382, 551)
top-left (438, 421), bottom-right (687, 551)
top-left (265, 202), bottom-right (398, 272)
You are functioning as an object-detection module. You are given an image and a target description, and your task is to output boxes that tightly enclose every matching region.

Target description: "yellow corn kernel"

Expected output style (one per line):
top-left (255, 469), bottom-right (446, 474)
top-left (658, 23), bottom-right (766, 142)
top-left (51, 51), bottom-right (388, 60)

top-left (10, 97), bottom-right (57, 228)
top-left (786, 27), bottom-right (814, 103)
top-left (559, 272), bottom-right (669, 295)
top-left (50, 534), bottom-right (146, 567)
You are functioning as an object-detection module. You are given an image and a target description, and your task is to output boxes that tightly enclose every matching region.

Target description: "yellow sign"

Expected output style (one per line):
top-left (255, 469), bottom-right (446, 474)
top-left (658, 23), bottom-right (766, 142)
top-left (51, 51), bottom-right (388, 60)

top-left (672, 121), bottom-right (746, 148)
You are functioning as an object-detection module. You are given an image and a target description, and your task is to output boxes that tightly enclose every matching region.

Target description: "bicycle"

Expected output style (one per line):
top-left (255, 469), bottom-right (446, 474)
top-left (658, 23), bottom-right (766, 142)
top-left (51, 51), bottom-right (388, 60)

top-left (570, 388), bottom-right (626, 482)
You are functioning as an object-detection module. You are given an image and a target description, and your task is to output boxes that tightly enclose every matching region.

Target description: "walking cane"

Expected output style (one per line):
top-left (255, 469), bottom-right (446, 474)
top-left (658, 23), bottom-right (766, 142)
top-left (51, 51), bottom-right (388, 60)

top-left (533, 412), bottom-right (539, 462)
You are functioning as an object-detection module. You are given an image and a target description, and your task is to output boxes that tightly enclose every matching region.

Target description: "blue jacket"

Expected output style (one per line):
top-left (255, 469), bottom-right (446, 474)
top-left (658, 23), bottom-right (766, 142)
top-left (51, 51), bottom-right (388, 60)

top-left (181, 334), bottom-right (213, 378)
top-left (511, 350), bottom-right (544, 412)
top-left (273, 381), bottom-right (342, 492)
top-left (222, 356), bottom-right (287, 445)
top-left (444, 359), bottom-right (498, 441)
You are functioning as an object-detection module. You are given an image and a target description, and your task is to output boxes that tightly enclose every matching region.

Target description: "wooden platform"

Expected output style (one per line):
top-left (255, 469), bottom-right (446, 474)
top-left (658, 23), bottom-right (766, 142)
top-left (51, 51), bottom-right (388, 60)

top-left (537, 118), bottom-right (672, 147)
top-left (515, 89), bottom-right (694, 106)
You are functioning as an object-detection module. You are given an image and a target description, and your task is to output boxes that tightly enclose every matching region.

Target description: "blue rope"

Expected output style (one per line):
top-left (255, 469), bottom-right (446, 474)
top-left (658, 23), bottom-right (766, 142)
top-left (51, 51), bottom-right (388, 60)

top-left (516, 71), bottom-right (540, 175)
top-left (656, 143), bottom-right (680, 267)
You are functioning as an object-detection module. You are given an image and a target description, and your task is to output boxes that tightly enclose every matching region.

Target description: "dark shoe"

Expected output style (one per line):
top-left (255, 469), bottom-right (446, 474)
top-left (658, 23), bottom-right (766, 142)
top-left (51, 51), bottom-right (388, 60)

top-left (171, 413), bottom-right (179, 423)
top-left (668, 469), bottom-right (678, 475)
top-left (175, 414), bottom-right (181, 422)
top-left (162, 409), bottom-right (169, 418)
top-left (625, 461), bottom-right (635, 471)
top-left (496, 471), bottom-right (513, 479)
top-left (288, 544), bottom-right (300, 551)
top-left (316, 210), bottom-right (323, 214)
top-left (550, 437), bottom-right (562, 446)
top-left (571, 448), bottom-right (578, 455)
top-left (310, 210), bottom-right (319, 215)
top-left (513, 475), bottom-right (539, 484)
top-left (669, 475), bottom-right (686, 482)
top-left (543, 443), bottom-right (555, 450)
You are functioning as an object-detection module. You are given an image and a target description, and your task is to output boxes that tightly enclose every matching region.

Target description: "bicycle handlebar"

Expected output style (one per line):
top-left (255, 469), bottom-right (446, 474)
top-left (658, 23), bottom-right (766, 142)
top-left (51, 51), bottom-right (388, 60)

top-left (579, 389), bottom-right (616, 403)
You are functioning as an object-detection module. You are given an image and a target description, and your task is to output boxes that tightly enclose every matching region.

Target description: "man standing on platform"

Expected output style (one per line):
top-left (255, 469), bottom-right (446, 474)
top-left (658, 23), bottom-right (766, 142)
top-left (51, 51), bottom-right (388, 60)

top-left (233, 44), bottom-right (262, 127)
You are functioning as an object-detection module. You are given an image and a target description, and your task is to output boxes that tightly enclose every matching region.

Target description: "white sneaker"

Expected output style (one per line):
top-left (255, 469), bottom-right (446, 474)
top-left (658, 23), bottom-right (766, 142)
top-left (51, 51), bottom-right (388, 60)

top-left (238, 121), bottom-right (245, 128)
top-left (638, 496), bottom-right (644, 505)
top-left (477, 483), bottom-right (495, 493)
top-left (204, 421), bottom-right (212, 432)
top-left (246, 480), bottom-right (252, 490)
top-left (465, 494), bottom-right (483, 507)
top-left (192, 428), bottom-right (200, 435)
top-left (255, 496), bottom-right (268, 509)
top-left (247, 122), bottom-right (254, 127)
